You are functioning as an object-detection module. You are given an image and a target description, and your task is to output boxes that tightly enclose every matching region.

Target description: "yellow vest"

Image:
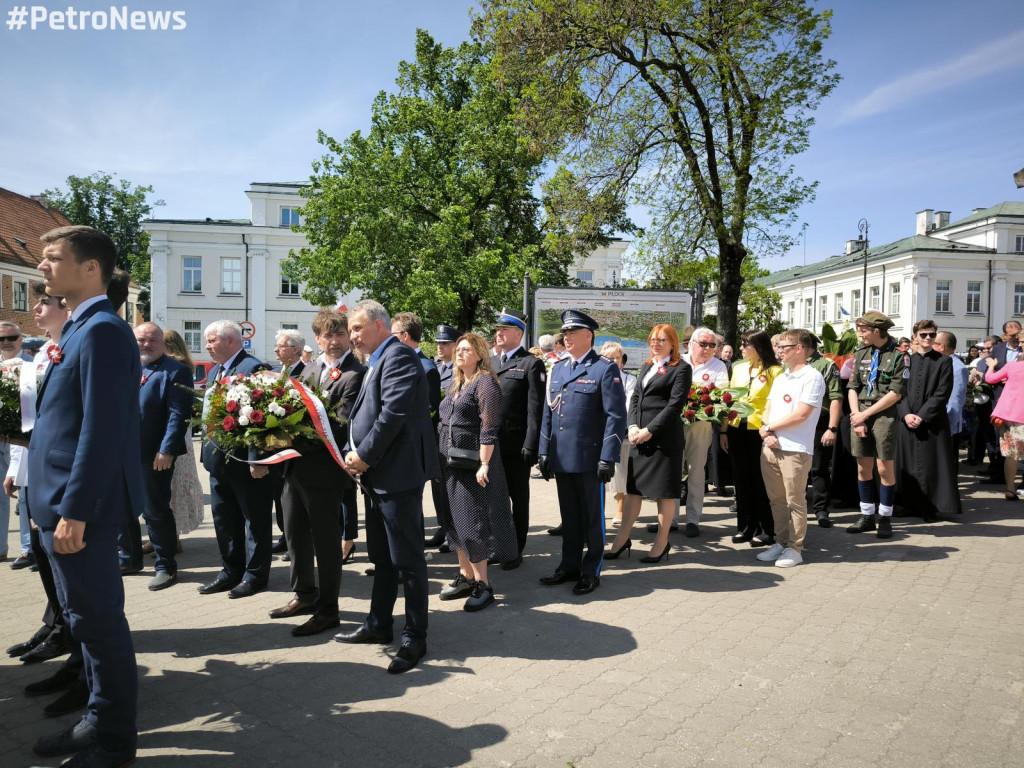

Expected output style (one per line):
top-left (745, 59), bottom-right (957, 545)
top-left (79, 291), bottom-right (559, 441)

top-left (728, 359), bottom-right (783, 429)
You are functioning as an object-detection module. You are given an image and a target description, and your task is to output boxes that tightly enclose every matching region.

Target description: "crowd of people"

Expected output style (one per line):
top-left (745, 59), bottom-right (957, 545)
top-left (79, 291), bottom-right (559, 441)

top-left (3, 224), bottom-right (1008, 768)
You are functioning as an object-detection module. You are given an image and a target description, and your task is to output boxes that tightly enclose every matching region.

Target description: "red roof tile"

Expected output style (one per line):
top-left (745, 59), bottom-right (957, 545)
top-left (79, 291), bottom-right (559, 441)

top-left (0, 186), bottom-right (72, 269)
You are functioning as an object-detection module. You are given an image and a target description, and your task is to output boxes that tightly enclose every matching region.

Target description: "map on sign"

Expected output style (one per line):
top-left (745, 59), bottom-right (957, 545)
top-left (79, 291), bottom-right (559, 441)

top-left (533, 287), bottom-right (695, 371)
top-left (239, 321), bottom-right (256, 340)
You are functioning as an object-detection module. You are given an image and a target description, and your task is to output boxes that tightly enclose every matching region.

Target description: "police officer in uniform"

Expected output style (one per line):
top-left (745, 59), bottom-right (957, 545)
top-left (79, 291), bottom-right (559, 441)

top-left (426, 324), bottom-right (459, 550)
top-left (490, 308), bottom-right (545, 569)
top-left (538, 310), bottom-right (626, 595)
top-left (846, 311), bottom-right (906, 539)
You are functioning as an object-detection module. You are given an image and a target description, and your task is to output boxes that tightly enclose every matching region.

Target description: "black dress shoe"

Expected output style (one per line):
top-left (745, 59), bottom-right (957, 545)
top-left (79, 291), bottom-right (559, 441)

top-left (269, 597), bottom-right (315, 619)
top-left (438, 543), bottom-right (451, 554)
top-left (33, 716), bottom-right (97, 757)
top-left (387, 638), bottom-right (426, 674)
top-left (546, 525), bottom-right (563, 536)
top-left (59, 742), bottom-right (136, 767)
top-left (26, 663), bottom-right (81, 697)
top-left (572, 575), bottom-right (600, 595)
top-left (8, 624), bottom-right (50, 657)
top-left (44, 679), bottom-right (90, 717)
top-left (292, 613), bottom-right (341, 637)
top-left (684, 523), bottom-right (700, 538)
top-left (817, 515), bottom-right (834, 528)
top-left (271, 536), bottom-right (288, 554)
top-left (228, 581), bottom-right (265, 599)
top-left (731, 533), bottom-right (753, 544)
top-left (11, 552), bottom-right (36, 570)
top-left (334, 625), bottom-right (393, 644)
top-left (425, 529), bottom-right (445, 548)
top-left (21, 630), bottom-right (69, 664)
top-left (197, 577), bottom-right (239, 595)
top-left (500, 555), bottom-right (523, 570)
top-left (539, 569), bottom-right (580, 586)
top-left (119, 563), bottom-right (143, 576)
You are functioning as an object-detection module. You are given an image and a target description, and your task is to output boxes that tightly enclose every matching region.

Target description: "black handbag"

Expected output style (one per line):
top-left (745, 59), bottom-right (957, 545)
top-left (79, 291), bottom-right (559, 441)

top-left (446, 402), bottom-right (481, 471)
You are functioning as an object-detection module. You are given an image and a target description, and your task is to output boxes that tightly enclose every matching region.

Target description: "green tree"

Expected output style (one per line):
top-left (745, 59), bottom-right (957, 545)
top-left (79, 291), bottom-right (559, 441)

top-left (41, 171), bottom-right (164, 317)
top-left (288, 30), bottom-right (619, 332)
top-left (475, 0), bottom-right (839, 344)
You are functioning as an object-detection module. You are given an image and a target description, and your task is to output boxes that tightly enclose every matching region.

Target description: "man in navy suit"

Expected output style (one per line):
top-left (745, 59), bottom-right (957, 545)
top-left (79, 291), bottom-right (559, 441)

top-left (27, 225), bottom-right (142, 767)
top-left (391, 311), bottom-right (442, 419)
top-left (199, 320), bottom-right (274, 599)
top-left (135, 323), bottom-right (193, 591)
top-left (538, 310), bottom-right (626, 595)
top-left (338, 300), bottom-right (440, 674)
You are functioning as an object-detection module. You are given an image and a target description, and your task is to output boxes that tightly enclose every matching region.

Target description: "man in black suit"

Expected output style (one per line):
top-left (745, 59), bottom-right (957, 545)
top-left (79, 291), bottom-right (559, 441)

top-left (271, 309), bottom-right (366, 636)
top-left (135, 322), bottom-right (193, 591)
top-left (198, 321), bottom-right (274, 599)
top-left (391, 311), bottom-right (442, 419)
top-left (270, 329), bottom-right (307, 557)
top-left (339, 300), bottom-right (440, 674)
top-left (491, 308), bottom-right (544, 569)
top-left (425, 324), bottom-right (458, 550)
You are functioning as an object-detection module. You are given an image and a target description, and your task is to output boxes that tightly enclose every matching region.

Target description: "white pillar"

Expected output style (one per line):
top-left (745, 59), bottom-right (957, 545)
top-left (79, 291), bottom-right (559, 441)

top-left (149, 240), bottom-right (170, 326)
top-left (250, 247), bottom-right (268, 360)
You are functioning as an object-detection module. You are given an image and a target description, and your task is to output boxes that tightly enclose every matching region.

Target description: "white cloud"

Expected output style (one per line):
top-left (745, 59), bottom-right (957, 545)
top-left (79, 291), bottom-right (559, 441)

top-left (840, 27), bottom-right (1024, 123)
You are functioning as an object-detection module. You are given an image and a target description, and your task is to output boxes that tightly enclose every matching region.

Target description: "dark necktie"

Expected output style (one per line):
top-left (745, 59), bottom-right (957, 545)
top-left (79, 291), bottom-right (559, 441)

top-left (500, 353), bottom-right (507, 366)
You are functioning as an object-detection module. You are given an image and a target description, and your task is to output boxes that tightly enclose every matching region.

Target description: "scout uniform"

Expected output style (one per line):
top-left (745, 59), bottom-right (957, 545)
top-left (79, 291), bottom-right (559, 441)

top-left (848, 314), bottom-right (907, 461)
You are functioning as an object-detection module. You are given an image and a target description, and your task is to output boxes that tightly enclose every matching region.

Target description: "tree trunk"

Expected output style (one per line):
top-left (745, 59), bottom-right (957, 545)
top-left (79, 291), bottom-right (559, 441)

top-left (717, 241), bottom-right (746, 347)
top-left (457, 295), bottom-right (481, 333)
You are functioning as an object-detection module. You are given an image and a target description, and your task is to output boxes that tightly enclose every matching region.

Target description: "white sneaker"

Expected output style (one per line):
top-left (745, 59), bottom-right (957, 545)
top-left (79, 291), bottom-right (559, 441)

top-left (775, 548), bottom-right (803, 568)
top-left (756, 543), bottom-right (785, 562)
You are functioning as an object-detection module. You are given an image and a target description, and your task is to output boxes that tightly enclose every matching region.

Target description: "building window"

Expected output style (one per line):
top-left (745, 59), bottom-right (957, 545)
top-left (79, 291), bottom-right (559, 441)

top-left (280, 262), bottom-right (300, 296)
top-left (1014, 283), bottom-right (1024, 316)
top-left (889, 283), bottom-right (901, 315)
top-left (834, 294), bottom-right (844, 321)
top-left (182, 256), bottom-right (202, 293)
top-left (966, 339), bottom-right (979, 350)
top-left (804, 298), bottom-right (812, 325)
top-left (281, 323), bottom-right (299, 331)
top-left (851, 289), bottom-right (862, 319)
top-left (819, 296), bottom-right (828, 323)
top-left (1015, 235), bottom-right (1024, 253)
top-left (184, 321), bottom-right (202, 353)
top-left (280, 207), bottom-right (301, 227)
top-left (125, 301), bottom-right (135, 323)
top-left (221, 257), bottom-right (242, 294)
top-left (966, 281), bottom-right (982, 314)
top-left (13, 281), bottom-right (27, 312)
top-left (869, 285), bottom-right (880, 311)
top-left (576, 270), bottom-right (593, 286)
top-left (935, 280), bottom-right (951, 313)
top-left (787, 301), bottom-right (795, 325)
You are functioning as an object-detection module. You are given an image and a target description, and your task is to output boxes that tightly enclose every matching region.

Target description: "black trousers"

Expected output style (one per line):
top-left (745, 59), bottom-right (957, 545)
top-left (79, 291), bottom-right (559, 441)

top-left (554, 472), bottom-right (604, 578)
top-left (282, 477), bottom-right (344, 616)
top-left (142, 464), bottom-right (178, 575)
top-left (363, 486), bottom-right (428, 641)
top-left (806, 424), bottom-right (834, 517)
top-left (340, 484), bottom-right (359, 541)
top-left (209, 465), bottom-right (273, 586)
top-left (729, 427), bottom-right (774, 539)
top-left (501, 445), bottom-right (531, 555)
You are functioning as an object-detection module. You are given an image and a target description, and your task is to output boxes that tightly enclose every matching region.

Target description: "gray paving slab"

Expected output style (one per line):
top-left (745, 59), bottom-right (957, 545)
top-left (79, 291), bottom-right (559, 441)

top-left (1, 446), bottom-right (1022, 767)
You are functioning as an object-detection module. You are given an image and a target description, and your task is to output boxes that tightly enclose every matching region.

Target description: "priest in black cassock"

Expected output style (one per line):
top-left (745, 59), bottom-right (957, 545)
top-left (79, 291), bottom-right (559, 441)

top-left (896, 320), bottom-right (961, 521)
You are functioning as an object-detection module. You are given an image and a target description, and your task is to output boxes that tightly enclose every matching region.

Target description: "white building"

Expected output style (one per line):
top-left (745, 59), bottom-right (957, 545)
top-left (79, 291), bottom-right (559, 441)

top-left (145, 181), bottom-right (628, 361)
top-left (706, 202), bottom-right (1024, 350)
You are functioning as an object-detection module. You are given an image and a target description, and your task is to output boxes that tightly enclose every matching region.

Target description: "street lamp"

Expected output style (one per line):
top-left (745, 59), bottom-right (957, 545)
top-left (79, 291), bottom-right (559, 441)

top-left (858, 218), bottom-right (869, 312)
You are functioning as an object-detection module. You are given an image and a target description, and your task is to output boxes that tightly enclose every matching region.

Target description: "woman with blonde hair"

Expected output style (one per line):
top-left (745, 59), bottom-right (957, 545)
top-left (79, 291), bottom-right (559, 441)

top-left (436, 333), bottom-right (517, 611)
top-left (160, 328), bottom-right (204, 539)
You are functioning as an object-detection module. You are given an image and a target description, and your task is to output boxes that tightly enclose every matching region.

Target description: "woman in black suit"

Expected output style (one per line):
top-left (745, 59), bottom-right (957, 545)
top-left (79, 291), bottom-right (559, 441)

top-left (606, 324), bottom-right (692, 564)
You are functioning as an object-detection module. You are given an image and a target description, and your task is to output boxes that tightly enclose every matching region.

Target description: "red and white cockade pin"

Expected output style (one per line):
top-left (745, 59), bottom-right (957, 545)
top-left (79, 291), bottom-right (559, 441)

top-left (657, 366), bottom-right (667, 375)
top-left (140, 375), bottom-right (149, 386)
top-left (702, 373), bottom-right (710, 381)
top-left (783, 394), bottom-right (792, 403)
top-left (758, 374), bottom-right (767, 383)
top-left (47, 346), bottom-right (63, 365)
top-left (329, 368), bottom-right (342, 381)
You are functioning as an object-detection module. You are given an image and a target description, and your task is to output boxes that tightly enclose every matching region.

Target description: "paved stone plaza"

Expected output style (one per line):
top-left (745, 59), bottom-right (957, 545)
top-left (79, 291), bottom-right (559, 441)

top-left (2, 446), bottom-right (1022, 767)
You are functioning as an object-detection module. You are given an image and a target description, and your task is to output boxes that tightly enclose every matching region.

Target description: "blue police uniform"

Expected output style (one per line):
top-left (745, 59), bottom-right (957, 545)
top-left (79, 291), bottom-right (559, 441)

top-left (539, 311), bottom-right (626, 586)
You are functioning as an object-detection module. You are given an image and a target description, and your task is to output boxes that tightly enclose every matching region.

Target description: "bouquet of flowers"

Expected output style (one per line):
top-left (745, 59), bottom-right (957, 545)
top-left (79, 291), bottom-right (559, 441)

top-left (0, 365), bottom-right (23, 442)
top-left (204, 370), bottom-right (325, 456)
top-left (681, 384), bottom-right (754, 426)
top-left (966, 378), bottom-right (991, 410)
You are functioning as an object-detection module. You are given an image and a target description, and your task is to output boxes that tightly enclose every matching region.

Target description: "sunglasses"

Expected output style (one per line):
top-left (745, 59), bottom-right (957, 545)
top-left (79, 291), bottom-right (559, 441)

top-left (694, 341), bottom-right (717, 349)
top-left (0, 335), bottom-right (20, 343)
top-left (918, 332), bottom-right (937, 339)
top-left (777, 343), bottom-right (798, 350)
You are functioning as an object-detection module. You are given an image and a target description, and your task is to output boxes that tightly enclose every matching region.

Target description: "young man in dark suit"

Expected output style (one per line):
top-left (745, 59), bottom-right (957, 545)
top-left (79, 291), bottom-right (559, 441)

top-left (271, 309), bottom-right (366, 636)
top-left (27, 225), bottom-right (142, 767)
top-left (339, 300), bottom-right (440, 673)
top-left (135, 322), bottom-right (193, 591)
top-left (198, 320), bottom-right (274, 599)
top-left (490, 308), bottom-right (544, 569)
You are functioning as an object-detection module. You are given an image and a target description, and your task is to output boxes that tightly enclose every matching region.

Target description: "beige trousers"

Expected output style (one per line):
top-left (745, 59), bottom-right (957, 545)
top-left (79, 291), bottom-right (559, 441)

top-left (760, 445), bottom-right (813, 552)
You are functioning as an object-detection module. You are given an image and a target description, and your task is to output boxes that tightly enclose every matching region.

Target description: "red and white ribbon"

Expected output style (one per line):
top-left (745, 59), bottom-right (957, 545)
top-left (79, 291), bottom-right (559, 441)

top-left (291, 377), bottom-right (366, 492)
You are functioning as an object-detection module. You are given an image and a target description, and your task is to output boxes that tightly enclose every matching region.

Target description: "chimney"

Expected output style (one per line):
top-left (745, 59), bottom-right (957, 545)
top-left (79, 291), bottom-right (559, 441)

top-left (846, 238), bottom-right (866, 256)
top-left (934, 210), bottom-right (950, 229)
top-left (916, 209), bottom-right (934, 235)
top-left (973, 207), bottom-right (985, 214)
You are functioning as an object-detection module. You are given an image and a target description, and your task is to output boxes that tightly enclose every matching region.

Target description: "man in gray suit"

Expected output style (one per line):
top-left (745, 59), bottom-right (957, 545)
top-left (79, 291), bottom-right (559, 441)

top-left (337, 300), bottom-right (440, 674)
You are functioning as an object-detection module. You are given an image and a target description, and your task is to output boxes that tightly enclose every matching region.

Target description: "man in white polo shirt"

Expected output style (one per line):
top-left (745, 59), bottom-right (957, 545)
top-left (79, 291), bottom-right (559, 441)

top-left (756, 328), bottom-right (825, 568)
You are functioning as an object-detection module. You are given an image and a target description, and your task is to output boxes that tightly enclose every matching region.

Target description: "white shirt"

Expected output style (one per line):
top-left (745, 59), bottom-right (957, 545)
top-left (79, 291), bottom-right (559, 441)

top-left (318, 349), bottom-right (351, 385)
top-left (766, 364), bottom-right (825, 455)
top-left (641, 355), bottom-right (671, 388)
top-left (70, 293), bottom-right (108, 322)
top-left (684, 353), bottom-right (730, 389)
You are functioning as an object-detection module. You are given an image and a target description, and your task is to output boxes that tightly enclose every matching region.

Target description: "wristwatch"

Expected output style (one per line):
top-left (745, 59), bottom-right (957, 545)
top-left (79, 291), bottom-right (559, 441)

top-left (827, 426), bottom-right (838, 433)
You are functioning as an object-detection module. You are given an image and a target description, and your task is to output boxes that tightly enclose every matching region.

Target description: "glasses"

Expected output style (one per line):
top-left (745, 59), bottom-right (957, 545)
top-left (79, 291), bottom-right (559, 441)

top-left (0, 335), bottom-right (19, 342)
top-left (918, 332), bottom-right (937, 339)
top-left (648, 337), bottom-right (669, 344)
top-left (739, 341), bottom-right (750, 348)
top-left (777, 343), bottom-right (798, 350)
top-left (694, 341), bottom-right (717, 349)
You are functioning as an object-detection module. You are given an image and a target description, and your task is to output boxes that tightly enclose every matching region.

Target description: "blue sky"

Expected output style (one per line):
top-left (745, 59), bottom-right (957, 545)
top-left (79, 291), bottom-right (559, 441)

top-left (2, 0), bottom-right (1022, 274)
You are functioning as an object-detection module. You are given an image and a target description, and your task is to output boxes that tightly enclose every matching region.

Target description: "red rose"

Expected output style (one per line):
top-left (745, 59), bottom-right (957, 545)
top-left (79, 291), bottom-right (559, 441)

top-left (283, 403), bottom-right (294, 415)
top-left (722, 392), bottom-right (733, 404)
top-left (222, 415), bottom-right (238, 431)
top-left (226, 400), bottom-right (239, 413)
top-left (704, 405), bottom-right (714, 416)
top-left (728, 410), bottom-right (738, 420)
top-left (683, 409), bottom-right (696, 420)
top-left (273, 387), bottom-right (285, 398)
top-left (703, 385), bottom-right (712, 393)
top-left (701, 395), bottom-right (712, 405)
top-left (252, 389), bottom-right (265, 401)
top-left (250, 410), bottom-right (265, 425)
